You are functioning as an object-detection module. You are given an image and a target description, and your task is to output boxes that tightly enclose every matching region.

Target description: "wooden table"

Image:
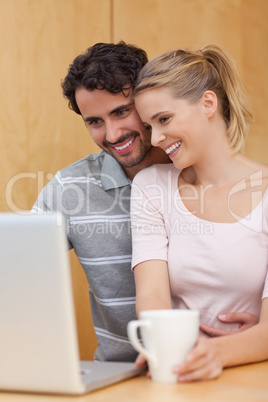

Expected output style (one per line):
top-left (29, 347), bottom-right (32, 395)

top-left (0, 361), bottom-right (267, 402)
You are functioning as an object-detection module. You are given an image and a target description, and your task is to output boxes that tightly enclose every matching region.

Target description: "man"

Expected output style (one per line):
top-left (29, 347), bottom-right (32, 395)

top-left (33, 42), bottom-right (257, 362)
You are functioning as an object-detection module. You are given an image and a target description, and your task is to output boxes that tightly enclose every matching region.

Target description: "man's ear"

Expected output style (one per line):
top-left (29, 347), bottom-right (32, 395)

top-left (202, 90), bottom-right (218, 118)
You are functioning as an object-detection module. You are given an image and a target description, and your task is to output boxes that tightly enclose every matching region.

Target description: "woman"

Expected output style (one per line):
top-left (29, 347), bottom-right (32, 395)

top-left (130, 45), bottom-right (268, 382)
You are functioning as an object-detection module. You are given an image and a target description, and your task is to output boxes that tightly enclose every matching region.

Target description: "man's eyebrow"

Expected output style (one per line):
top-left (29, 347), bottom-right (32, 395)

top-left (83, 102), bottom-right (135, 123)
top-left (84, 116), bottom-right (100, 123)
top-left (109, 101), bottom-right (134, 115)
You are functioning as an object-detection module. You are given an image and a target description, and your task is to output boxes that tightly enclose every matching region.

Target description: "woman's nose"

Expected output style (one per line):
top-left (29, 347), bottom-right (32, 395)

top-left (151, 128), bottom-right (166, 147)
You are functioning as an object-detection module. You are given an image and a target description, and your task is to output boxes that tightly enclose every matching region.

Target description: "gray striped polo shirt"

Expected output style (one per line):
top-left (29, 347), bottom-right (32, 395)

top-left (32, 151), bottom-right (138, 362)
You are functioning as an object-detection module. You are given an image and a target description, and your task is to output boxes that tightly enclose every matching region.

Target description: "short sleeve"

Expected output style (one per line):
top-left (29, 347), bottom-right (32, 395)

top-left (130, 167), bottom-right (168, 269)
top-left (32, 173), bottom-right (73, 250)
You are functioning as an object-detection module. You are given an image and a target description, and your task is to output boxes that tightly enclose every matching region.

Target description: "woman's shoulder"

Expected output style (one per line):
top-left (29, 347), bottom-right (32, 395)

top-left (249, 160), bottom-right (268, 192)
top-left (238, 155), bottom-right (268, 188)
top-left (243, 158), bottom-right (268, 215)
top-left (133, 163), bottom-right (179, 183)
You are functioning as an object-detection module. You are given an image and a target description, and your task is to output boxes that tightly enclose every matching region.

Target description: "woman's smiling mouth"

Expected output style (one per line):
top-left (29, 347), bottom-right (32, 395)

top-left (165, 140), bottom-right (182, 155)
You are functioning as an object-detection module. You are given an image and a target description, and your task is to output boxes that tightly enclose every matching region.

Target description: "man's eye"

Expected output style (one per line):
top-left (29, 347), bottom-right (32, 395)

top-left (117, 109), bottom-right (128, 117)
top-left (87, 119), bottom-right (102, 127)
top-left (143, 123), bottom-right (152, 131)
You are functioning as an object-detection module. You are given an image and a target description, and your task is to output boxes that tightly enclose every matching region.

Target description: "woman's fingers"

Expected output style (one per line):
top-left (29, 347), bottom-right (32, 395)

top-left (173, 337), bottom-right (223, 382)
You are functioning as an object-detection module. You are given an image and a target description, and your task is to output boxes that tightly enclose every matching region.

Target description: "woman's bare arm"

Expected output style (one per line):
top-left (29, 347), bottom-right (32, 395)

top-left (134, 259), bottom-right (172, 317)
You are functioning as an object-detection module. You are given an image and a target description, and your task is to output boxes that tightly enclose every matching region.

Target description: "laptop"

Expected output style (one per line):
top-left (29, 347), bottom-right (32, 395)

top-left (0, 212), bottom-right (142, 395)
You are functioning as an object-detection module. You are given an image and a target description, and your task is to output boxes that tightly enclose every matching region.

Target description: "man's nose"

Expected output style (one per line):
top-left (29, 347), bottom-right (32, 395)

top-left (105, 120), bottom-right (123, 144)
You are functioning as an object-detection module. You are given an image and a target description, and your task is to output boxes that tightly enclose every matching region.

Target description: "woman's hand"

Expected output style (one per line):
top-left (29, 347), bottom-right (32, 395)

top-left (200, 312), bottom-right (259, 337)
top-left (172, 337), bottom-right (223, 382)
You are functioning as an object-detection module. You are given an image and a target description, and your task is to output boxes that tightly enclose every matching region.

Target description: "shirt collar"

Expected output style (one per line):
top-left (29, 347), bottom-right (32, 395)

top-left (101, 152), bottom-right (131, 190)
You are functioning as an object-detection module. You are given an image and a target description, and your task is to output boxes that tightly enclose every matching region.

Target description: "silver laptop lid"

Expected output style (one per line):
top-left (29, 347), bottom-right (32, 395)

top-left (0, 212), bottom-right (84, 394)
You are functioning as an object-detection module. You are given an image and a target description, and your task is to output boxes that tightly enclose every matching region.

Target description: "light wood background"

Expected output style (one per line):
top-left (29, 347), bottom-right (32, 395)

top-left (1, 0), bottom-right (267, 360)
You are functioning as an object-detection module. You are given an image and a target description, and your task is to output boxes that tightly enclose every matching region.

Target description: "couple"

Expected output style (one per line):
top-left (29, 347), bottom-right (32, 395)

top-left (33, 42), bottom-right (268, 381)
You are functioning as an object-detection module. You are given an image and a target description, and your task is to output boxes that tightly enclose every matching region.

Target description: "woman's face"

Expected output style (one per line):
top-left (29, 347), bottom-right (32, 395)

top-left (134, 87), bottom-right (213, 170)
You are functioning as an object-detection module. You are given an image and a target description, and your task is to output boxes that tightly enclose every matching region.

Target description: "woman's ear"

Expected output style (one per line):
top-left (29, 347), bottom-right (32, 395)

top-left (202, 90), bottom-right (218, 118)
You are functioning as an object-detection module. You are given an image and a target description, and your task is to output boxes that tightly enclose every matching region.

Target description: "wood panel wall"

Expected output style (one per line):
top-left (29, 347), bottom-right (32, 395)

top-left (1, 0), bottom-right (267, 360)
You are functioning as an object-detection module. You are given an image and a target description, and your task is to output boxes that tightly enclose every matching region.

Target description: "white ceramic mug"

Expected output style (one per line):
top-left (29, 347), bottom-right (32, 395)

top-left (127, 309), bottom-right (199, 383)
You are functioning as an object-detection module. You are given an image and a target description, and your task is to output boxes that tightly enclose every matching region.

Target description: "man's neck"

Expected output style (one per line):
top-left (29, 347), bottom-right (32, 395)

top-left (124, 148), bottom-right (171, 181)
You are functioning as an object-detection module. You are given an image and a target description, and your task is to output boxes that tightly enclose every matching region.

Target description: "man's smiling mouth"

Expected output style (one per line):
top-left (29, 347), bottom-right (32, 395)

top-left (113, 137), bottom-right (135, 151)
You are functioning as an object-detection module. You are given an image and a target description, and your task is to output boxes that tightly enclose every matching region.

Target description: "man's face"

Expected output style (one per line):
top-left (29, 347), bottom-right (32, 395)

top-left (75, 87), bottom-right (152, 169)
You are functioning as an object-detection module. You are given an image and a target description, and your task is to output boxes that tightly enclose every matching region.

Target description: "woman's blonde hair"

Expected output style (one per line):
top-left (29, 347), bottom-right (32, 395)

top-left (134, 45), bottom-right (253, 152)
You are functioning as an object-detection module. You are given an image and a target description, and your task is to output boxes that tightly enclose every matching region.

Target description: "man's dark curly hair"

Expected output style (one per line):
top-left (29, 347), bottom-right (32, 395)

top-left (61, 41), bottom-right (148, 115)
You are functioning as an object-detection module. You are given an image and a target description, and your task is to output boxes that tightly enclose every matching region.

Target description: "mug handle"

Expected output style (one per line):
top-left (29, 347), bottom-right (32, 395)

top-left (127, 320), bottom-right (157, 366)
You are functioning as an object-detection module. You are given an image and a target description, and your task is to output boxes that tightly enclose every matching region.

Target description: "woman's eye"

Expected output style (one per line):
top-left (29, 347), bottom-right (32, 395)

top-left (159, 116), bottom-right (170, 124)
